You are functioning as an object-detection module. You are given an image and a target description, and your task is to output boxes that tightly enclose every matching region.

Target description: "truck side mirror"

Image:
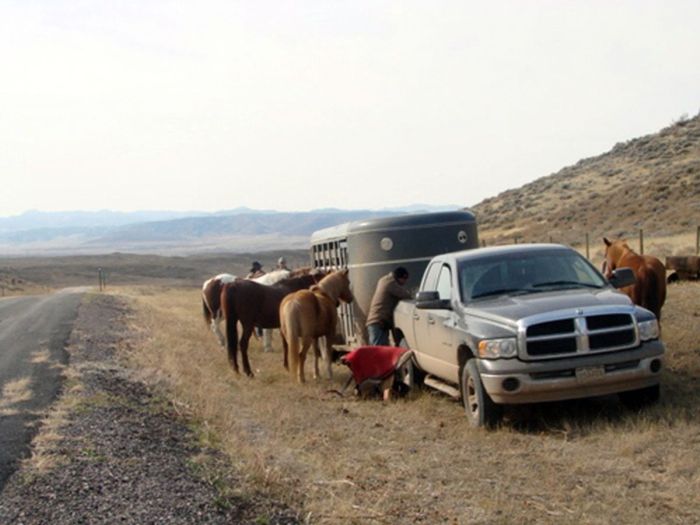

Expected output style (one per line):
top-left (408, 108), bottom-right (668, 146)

top-left (609, 267), bottom-right (636, 289)
top-left (415, 290), bottom-right (452, 310)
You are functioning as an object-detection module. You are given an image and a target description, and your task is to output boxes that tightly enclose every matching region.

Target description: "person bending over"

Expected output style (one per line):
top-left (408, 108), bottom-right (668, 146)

top-left (365, 267), bottom-right (411, 346)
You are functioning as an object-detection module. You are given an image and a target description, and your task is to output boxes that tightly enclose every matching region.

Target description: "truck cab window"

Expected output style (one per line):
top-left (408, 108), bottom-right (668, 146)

top-left (422, 261), bottom-right (442, 291)
top-left (436, 265), bottom-right (452, 300)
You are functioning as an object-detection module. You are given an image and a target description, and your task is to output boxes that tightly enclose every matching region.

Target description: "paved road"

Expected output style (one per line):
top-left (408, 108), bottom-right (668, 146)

top-left (0, 289), bottom-right (85, 490)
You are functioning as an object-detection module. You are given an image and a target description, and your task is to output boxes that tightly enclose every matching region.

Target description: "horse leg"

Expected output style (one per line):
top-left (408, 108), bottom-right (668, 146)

top-left (298, 336), bottom-right (313, 383)
top-left (312, 338), bottom-right (321, 380)
top-left (282, 335), bottom-right (289, 370)
top-left (224, 311), bottom-right (239, 374)
top-left (263, 328), bottom-right (273, 353)
top-left (239, 325), bottom-right (256, 377)
top-left (323, 335), bottom-right (333, 380)
top-left (212, 314), bottom-right (226, 347)
top-left (287, 335), bottom-right (300, 380)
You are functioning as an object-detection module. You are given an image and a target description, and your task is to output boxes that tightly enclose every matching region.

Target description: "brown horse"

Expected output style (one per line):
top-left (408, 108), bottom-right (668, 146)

top-left (602, 238), bottom-right (667, 320)
top-left (279, 269), bottom-right (354, 383)
top-left (201, 268), bottom-right (309, 348)
top-left (220, 270), bottom-right (325, 377)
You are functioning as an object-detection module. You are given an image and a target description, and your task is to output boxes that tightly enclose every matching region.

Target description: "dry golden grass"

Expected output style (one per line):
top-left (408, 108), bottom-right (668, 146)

top-left (0, 377), bottom-right (33, 417)
top-left (115, 282), bottom-right (700, 524)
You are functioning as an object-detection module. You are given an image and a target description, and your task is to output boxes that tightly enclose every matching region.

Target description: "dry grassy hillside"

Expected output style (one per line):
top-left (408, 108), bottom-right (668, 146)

top-left (473, 114), bottom-right (700, 256)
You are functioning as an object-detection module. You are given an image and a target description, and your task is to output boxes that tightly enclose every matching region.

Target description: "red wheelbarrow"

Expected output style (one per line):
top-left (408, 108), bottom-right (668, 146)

top-left (339, 345), bottom-right (414, 400)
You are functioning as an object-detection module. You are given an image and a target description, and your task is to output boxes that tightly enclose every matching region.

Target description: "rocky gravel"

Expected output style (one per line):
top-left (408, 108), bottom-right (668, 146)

top-left (0, 294), bottom-right (300, 524)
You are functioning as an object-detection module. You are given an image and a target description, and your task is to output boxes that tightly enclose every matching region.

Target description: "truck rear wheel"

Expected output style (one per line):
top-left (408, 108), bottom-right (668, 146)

top-left (461, 360), bottom-right (502, 429)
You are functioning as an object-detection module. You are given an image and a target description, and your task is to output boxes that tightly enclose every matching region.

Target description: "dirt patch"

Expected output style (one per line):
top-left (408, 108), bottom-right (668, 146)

top-left (0, 293), bottom-right (299, 524)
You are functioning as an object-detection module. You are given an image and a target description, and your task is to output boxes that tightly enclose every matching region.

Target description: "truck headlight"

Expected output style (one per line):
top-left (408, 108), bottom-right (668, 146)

top-left (478, 338), bottom-right (518, 359)
top-left (638, 319), bottom-right (659, 341)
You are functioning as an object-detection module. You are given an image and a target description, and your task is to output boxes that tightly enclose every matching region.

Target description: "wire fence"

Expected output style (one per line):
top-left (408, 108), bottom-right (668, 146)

top-left (482, 226), bottom-right (700, 260)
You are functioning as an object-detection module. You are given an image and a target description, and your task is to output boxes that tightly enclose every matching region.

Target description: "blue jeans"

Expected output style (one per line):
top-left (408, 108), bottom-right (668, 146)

top-left (367, 323), bottom-right (390, 346)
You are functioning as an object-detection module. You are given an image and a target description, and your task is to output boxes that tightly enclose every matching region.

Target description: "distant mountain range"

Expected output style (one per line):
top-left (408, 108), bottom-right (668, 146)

top-left (0, 205), bottom-right (461, 256)
top-left (3, 113), bottom-right (698, 258)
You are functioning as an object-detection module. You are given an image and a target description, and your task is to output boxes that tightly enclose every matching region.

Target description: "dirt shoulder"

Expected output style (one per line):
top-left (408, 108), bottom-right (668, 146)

top-left (0, 293), bottom-right (299, 524)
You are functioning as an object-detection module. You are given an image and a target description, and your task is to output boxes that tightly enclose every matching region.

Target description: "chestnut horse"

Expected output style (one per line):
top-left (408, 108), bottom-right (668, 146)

top-left (602, 237), bottom-right (666, 320)
top-left (279, 269), bottom-right (354, 383)
top-left (220, 270), bottom-right (325, 377)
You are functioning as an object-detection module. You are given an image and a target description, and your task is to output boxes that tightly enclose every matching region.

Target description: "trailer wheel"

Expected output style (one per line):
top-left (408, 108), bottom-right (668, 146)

top-left (461, 360), bottom-right (502, 429)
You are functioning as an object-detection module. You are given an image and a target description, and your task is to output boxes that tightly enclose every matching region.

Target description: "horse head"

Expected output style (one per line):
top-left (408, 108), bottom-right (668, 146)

top-left (318, 269), bottom-right (354, 305)
top-left (336, 269), bottom-right (354, 304)
top-left (602, 237), bottom-right (630, 279)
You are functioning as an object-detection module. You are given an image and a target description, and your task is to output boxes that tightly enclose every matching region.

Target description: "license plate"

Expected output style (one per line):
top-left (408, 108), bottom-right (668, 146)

top-left (576, 365), bottom-right (605, 383)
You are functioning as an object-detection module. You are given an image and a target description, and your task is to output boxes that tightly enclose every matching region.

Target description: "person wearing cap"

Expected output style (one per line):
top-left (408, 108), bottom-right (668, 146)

top-left (365, 266), bottom-right (411, 346)
top-left (246, 261), bottom-right (266, 279)
top-left (276, 257), bottom-right (290, 271)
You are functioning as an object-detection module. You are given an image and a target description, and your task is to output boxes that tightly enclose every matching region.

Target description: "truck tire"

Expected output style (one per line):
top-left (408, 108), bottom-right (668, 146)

top-left (461, 360), bottom-right (502, 429)
top-left (618, 384), bottom-right (660, 410)
top-left (398, 339), bottom-right (425, 387)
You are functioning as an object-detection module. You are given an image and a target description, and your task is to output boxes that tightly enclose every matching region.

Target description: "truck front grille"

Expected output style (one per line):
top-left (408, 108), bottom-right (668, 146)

top-left (522, 312), bottom-right (638, 359)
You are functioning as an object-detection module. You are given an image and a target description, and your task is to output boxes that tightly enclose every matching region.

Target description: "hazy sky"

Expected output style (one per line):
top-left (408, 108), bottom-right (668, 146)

top-left (1, 1), bottom-right (699, 216)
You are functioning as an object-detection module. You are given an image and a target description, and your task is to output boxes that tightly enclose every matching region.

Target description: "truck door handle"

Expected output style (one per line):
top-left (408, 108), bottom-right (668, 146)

top-left (413, 314), bottom-right (420, 321)
top-left (427, 317), bottom-right (436, 325)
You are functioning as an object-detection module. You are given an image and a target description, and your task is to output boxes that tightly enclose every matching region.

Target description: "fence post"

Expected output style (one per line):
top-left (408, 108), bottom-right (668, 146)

top-left (98, 268), bottom-right (103, 292)
top-left (585, 233), bottom-right (590, 259)
top-left (639, 229), bottom-right (644, 255)
top-left (696, 225), bottom-right (699, 255)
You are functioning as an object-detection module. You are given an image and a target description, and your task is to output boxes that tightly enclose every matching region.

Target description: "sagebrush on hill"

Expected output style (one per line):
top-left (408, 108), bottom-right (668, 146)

top-left (473, 114), bottom-right (700, 252)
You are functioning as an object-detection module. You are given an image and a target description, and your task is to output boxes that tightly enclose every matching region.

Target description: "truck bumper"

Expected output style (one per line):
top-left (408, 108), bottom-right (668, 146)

top-left (478, 340), bottom-right (665, 404)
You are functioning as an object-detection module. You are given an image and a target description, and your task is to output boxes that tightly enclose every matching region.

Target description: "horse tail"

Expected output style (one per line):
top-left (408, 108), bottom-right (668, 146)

top-left (222, 285), bottom-right (240, 373)
top-left (641, 262), bottom-right (665, 321)
top-left (280, 296), bottom-right (303, 379)
top-left (202, 279), bottom-right (214, 326)
top-left (202, 296), bottom-right (212, 326)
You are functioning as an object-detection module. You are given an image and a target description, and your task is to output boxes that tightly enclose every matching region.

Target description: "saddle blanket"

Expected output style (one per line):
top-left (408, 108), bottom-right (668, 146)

top-left (341, 345), bottom-right (410, 385)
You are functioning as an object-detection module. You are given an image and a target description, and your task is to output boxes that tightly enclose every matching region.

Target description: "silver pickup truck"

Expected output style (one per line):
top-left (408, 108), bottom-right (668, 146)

top-left (393, 244), bottom-right (665, 428)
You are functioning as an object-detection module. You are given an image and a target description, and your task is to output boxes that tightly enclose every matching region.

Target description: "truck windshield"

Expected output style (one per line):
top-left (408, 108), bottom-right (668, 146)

top-left (459, 249), bottom-right (606, 302)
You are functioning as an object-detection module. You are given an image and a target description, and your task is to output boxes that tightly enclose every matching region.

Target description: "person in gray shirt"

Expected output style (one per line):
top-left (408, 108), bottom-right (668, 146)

top-left (366, 267), bottom-right (411, 346)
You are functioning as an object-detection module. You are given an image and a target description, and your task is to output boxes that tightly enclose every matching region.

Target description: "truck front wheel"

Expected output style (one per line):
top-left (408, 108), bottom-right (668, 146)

top-left (398, 338), bottom-right (425, 387)
top-left (461, 360), bottom-right (502, 429)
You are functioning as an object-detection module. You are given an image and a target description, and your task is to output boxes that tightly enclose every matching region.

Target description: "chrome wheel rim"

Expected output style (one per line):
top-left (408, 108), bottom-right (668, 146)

top-left (467, 375), bottom-right (479, 417)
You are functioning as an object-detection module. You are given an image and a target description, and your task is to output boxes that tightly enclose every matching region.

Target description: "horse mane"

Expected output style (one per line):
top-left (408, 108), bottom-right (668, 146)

top-left (272, 273), bottom-right (319, 289)
top-left (316, 270), bottom-right (349, 302)
top-left (288, 267), bottom-right (313, 277)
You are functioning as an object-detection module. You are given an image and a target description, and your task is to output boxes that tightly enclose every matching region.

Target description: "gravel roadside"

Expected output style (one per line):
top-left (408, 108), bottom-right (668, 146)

top-left (0, 294), bottom-right (300, 524)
